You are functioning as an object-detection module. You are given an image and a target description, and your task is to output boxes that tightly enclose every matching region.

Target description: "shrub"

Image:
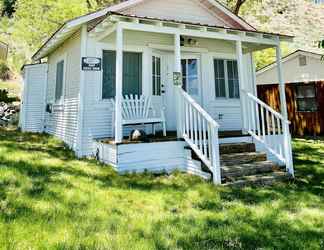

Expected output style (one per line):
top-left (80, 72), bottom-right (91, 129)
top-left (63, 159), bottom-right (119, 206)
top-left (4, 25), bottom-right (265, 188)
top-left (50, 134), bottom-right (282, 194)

top-left (0, 60), bottom-right (11, 81)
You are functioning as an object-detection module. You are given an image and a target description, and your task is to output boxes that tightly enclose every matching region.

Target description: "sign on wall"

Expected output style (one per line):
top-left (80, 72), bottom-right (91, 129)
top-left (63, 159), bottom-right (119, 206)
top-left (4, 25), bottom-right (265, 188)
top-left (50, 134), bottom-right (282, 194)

top-left (81, 57), bottom-right (102, 71)
top-left (173, 72), bottom-right (182, 86)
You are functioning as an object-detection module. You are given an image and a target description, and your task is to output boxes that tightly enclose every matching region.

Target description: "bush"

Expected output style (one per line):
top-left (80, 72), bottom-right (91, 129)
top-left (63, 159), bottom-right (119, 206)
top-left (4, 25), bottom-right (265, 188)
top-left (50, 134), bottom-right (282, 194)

top-left (0, 60), bottom-right (11, 80)
top-left (0, 89), bottom-right (19, 103)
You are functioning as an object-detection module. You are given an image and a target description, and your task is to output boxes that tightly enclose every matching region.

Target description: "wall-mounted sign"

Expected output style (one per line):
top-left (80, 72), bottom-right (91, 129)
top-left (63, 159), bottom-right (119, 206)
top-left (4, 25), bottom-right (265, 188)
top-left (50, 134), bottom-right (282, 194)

top-left (173, 72), bottom-right (182, 86)
top-left (82, 57), bottom-right (101, 71)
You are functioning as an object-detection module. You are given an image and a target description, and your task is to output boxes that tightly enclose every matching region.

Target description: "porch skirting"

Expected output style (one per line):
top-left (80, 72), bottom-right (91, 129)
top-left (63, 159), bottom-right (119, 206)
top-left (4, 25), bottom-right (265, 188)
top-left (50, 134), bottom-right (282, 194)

top-left (93, 140), bottom-right (211, 180)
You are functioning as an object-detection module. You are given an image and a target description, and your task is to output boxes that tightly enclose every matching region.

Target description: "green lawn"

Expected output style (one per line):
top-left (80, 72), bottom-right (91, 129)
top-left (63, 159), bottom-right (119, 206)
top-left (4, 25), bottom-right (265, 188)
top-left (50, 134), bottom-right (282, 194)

top-left (0, 129), bottom-right (323, 249)
top-left (0, 80), bottom-right (21, 98)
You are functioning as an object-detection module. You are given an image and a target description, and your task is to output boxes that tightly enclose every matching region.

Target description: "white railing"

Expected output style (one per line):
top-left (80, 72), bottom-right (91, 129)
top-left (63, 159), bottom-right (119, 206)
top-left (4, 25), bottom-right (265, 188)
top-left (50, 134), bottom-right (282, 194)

top-left (242, 91), bottom-right (294, 176)
top-left (178, 88), bottom-right (222, 184)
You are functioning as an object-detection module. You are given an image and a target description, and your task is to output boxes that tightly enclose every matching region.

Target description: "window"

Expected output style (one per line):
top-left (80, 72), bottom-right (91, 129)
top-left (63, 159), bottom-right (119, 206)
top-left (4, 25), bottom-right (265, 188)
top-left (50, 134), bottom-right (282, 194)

top-left (152, 56), bottom-right (161, 96)
top-left (181, 59), bottom-right (199, 95)
top-left (299, 55), bottom-right (307, 66)
top-left (55, 60), bottom-right (64, 102)
top-left (296, 84), bottom-right (317, 112)
top-left (314, 0), bottom-right (324, 4)
top-left (213, 59), bottom-right (240, 99)
top-left (102, 50), bottom-right (142, 99)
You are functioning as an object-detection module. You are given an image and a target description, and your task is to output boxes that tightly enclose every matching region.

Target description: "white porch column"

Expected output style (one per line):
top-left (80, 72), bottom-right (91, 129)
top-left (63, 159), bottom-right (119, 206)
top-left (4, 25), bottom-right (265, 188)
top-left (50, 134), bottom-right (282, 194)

top-left (276, 45), bottom-right (294, 176)
top-left (236, 40), bottom-right (247, 132)
top-left (115, 25), bottom-right (123, 143)
top-left (174, 33), bottom-right (182, 138)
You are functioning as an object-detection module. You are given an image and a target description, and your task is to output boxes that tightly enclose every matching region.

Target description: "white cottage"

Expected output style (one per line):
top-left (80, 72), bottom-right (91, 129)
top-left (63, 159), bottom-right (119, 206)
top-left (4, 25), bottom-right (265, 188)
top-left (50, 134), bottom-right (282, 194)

top-left (20, 0), bottom-right (294, 185)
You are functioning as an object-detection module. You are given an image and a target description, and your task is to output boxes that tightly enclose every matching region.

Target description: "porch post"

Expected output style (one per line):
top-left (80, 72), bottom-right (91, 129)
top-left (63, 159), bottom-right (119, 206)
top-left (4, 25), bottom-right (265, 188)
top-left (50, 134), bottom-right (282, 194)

top-left (236, 40), bottom-right (247, 132)
top-left (174, 33), bottom-right (182, 138)
top-left (276, 44), bottom-right (294, 176)
top-left (115, 24), bottom-right (123, 143)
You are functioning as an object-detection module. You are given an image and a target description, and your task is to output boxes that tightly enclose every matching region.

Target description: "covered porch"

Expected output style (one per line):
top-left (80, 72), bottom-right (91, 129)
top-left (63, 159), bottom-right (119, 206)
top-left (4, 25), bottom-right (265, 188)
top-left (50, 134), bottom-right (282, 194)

top-left (87, 12), bottom-right (294, 184)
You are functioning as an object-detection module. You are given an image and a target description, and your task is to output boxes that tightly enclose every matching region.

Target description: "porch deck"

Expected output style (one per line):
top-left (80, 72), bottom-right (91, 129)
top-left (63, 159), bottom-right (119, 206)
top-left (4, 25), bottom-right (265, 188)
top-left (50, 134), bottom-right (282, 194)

top-left (96, 130), bottom-right (248, 145)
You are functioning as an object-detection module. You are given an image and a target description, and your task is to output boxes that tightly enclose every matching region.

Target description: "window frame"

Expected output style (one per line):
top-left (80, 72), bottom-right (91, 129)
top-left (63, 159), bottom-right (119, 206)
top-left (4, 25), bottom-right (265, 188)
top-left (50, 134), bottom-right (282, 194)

top-left (54, 54), bottom-right (67, 104)
top-left (99, 47), bottom-right (144, 101)
top-left (213, 57), bottom-right (240, 100)
top-left (295, 83), bottom-right (318, 112)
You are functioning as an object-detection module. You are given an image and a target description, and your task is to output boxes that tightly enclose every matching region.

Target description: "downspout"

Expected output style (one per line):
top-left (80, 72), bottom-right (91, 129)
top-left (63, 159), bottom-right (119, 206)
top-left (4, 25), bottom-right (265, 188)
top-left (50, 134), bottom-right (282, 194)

top-left (76, 25), bottom-right (88, 157)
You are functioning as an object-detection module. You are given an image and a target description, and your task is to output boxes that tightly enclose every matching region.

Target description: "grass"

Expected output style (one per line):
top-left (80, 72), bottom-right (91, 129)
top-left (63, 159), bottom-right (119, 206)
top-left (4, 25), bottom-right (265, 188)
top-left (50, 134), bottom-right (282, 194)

top-left (0, 129), bottom-right (323, 249)
top-left (0, 80), bottom-right (21, 98)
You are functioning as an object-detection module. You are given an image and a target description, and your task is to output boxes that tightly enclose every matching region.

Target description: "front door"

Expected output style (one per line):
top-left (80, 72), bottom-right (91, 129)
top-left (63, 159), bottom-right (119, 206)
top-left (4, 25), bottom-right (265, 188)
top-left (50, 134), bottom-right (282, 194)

top-left (181, 56), bottom-right (202, 104)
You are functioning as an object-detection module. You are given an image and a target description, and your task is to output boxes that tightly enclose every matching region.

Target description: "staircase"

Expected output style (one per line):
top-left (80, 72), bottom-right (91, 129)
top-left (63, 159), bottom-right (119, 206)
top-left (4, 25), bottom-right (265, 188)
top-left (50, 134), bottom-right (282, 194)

top-left (178, 88), bottom-right (294, 185)
top-left (185, 141), bottom-right (290, 186)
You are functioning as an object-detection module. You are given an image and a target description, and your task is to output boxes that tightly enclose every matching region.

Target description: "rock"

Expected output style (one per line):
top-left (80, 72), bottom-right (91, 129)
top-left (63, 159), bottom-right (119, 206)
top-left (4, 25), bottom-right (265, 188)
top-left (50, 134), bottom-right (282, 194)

top-left (129, 129), bottom-right (147, 141)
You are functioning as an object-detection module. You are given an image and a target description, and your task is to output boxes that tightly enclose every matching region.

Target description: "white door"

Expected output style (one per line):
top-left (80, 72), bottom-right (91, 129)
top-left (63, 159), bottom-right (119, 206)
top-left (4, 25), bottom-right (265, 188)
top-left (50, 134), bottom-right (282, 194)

top-left (181, 56), bottom-right (202, 104)
top-left (151, 52), bottom-right (167, 121)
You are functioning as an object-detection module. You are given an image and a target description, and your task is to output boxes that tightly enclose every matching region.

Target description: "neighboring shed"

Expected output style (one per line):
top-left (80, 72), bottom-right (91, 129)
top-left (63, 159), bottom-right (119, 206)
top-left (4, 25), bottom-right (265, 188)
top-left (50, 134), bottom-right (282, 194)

top-left (0, 41), bottom-right (8, 61)
top-left (256, 50), bottom-right (324, 136)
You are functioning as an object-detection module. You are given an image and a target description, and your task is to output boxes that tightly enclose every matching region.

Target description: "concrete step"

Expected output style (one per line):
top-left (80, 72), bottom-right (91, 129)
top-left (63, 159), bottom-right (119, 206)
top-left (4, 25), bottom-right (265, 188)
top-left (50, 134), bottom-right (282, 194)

top-left (223, 171), bottom-right (290, 187)
top-left (221, 152), bottom-right (267, 166)
top-left (220, 142), bottom-right (256, 154)
top-left (221, 161), bottom-right (278, 179)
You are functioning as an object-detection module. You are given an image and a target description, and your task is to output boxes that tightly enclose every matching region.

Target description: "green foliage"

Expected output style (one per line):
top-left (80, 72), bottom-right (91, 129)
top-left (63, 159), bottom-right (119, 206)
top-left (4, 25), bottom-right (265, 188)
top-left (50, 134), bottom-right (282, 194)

top-left (0, 129), bottom-right (323, 249)
top-left (0, 60), bottom-right (11, 80)
top-left (0, 0), bottom-right (16, 17)
top-left (0, 89), bottom-right (18, 102)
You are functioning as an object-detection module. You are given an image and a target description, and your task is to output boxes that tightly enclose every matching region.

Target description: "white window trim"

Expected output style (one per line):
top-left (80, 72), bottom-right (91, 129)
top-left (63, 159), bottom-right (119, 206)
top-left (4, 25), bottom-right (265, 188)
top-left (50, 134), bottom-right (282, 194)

top-left (54, 53), bottom-right (67, 105)
top-left (212, 55), bottom-right (240, 100)
top-left (96, 43), bottom-right (145, 103)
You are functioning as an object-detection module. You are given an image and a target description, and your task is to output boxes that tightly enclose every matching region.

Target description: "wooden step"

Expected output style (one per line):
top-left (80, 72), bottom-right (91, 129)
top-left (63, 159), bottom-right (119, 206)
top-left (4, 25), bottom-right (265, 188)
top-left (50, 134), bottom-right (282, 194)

top-left (221, 161), bottom-right (278, 179)
top-left (223, 171), bottom-right (289, 187)
top-left (220, 142), bottom-right (255, 154)
top-left (221, 152), bottom-right (267, 166)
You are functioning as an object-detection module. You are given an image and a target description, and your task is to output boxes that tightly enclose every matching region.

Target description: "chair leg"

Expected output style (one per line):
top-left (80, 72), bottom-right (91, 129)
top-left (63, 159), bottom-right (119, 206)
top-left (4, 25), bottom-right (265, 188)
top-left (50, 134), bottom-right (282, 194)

top-left (163, 122), bottom-right (166, 137)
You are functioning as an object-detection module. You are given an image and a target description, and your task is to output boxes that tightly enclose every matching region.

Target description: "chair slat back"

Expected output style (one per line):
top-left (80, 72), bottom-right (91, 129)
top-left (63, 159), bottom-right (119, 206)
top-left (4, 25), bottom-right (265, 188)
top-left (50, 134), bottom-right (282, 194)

top-left (121, 95), bottom-right (152, 120)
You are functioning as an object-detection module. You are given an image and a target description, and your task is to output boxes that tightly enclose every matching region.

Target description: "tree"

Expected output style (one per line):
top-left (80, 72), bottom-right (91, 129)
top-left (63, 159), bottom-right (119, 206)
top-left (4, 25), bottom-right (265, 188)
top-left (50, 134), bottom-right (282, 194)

top-left (0, 0), bottom-right (16, 17)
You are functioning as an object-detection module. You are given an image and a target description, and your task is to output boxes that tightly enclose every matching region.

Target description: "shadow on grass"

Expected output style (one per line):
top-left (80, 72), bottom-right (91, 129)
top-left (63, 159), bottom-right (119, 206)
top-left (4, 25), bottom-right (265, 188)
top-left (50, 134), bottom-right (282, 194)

top-left (0, 129), bottom-right (324, 249)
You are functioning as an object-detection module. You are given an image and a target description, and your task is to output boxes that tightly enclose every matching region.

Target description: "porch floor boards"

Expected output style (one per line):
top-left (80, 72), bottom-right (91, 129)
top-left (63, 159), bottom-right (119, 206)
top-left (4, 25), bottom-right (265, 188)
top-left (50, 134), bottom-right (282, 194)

top-left (97, 130), bottom-right (247, 145)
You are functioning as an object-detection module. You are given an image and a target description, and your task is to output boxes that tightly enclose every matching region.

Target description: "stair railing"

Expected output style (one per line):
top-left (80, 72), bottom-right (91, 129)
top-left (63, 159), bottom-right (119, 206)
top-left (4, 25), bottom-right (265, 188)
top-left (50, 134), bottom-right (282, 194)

top-left (242, 90), bottom-right (294, 176)
top-left (177, 88), bottom-right (222, 184)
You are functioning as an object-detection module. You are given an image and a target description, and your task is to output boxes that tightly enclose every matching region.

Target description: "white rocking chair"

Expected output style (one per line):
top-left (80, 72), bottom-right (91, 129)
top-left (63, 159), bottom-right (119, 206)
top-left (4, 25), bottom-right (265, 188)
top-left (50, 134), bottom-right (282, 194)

top-left (112, 95), bottom-right (167, 136)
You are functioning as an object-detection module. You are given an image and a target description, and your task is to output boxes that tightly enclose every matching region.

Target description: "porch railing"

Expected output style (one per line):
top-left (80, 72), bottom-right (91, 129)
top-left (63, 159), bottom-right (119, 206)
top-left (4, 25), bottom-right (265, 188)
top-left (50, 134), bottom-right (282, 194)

top-left (242, 90), bottom-right (294, 176)
top-left (178, 88), bottom-right (222, 184)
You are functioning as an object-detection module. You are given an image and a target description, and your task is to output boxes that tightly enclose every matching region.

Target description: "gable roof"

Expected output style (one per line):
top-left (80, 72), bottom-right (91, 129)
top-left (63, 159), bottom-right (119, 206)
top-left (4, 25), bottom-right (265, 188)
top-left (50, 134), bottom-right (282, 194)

top-left (256, 50), bottom-right (324, 75)
top-left (32, 0), bottom-right (281, 60)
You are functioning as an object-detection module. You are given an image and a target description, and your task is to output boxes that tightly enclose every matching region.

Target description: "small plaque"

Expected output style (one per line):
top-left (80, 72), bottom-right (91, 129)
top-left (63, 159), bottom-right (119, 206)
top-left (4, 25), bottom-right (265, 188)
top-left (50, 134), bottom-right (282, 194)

top-left (82, 57), bottom-right (101, 71)
top-left (173, 72), bottom-right (182, 86)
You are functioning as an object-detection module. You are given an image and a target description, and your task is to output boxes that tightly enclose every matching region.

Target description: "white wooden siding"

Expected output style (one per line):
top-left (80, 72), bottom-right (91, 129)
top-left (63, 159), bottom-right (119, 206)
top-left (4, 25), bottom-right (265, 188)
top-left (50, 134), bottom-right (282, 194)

top-left (44, 31), bottom-right (81, 150)
top-left (120, 0), bottom-right (234, 27)
top-left (20, 63), bottom-right (48, 133)
top-left (117, 141), bottom-right (187, 173)
top-left (257, 53), bottom-right (324, 85)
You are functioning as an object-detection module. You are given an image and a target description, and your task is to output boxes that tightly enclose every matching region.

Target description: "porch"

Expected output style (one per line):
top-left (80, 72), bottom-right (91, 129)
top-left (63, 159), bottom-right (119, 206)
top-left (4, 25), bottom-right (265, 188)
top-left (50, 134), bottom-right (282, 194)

top-left (86, 13), bottom-right (294, 184)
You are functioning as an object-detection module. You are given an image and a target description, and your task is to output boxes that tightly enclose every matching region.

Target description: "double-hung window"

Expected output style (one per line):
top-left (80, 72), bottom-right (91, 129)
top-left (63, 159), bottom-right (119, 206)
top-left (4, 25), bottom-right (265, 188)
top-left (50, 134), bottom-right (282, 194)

top-left (296, 84), bottom-right (317, 112)
top-left (214, 59), bottom-right (240, 99)
top-left (102, 50), bottom-right (142, 99)
top-left (55, 60), bottom-right (64, 102)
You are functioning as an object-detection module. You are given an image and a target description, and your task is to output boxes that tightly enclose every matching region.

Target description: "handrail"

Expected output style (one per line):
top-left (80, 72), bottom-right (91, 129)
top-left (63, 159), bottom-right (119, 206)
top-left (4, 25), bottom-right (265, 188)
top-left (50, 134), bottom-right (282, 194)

top-left (178, 88), bottom-right (221, 184)
top-left (243, 90), bottom-right (290, 124)
top-left (242, 91), bottom-right (294, 176)
top-left (179, 89), bottom-right (220, 128)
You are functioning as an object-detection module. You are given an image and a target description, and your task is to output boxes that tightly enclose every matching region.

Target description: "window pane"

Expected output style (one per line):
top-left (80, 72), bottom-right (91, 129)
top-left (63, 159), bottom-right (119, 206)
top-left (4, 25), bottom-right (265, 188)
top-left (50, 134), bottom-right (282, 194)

top-left (296, 85), bottom-right (315, 98)
top-left (152, 56), bottom-right (161, 96)
top-left (297, 98), bottom-right (317, 112)
top-left (214, 59), bottom-right (226, 98)
top-left (102, 51), bottom-right (116, 99)
top-left (181, 59), bottom-right (187, 91)
top-left (55, 60), bottom-right (64, 101)
top-left (227, 60), bottom-right (240, 98)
